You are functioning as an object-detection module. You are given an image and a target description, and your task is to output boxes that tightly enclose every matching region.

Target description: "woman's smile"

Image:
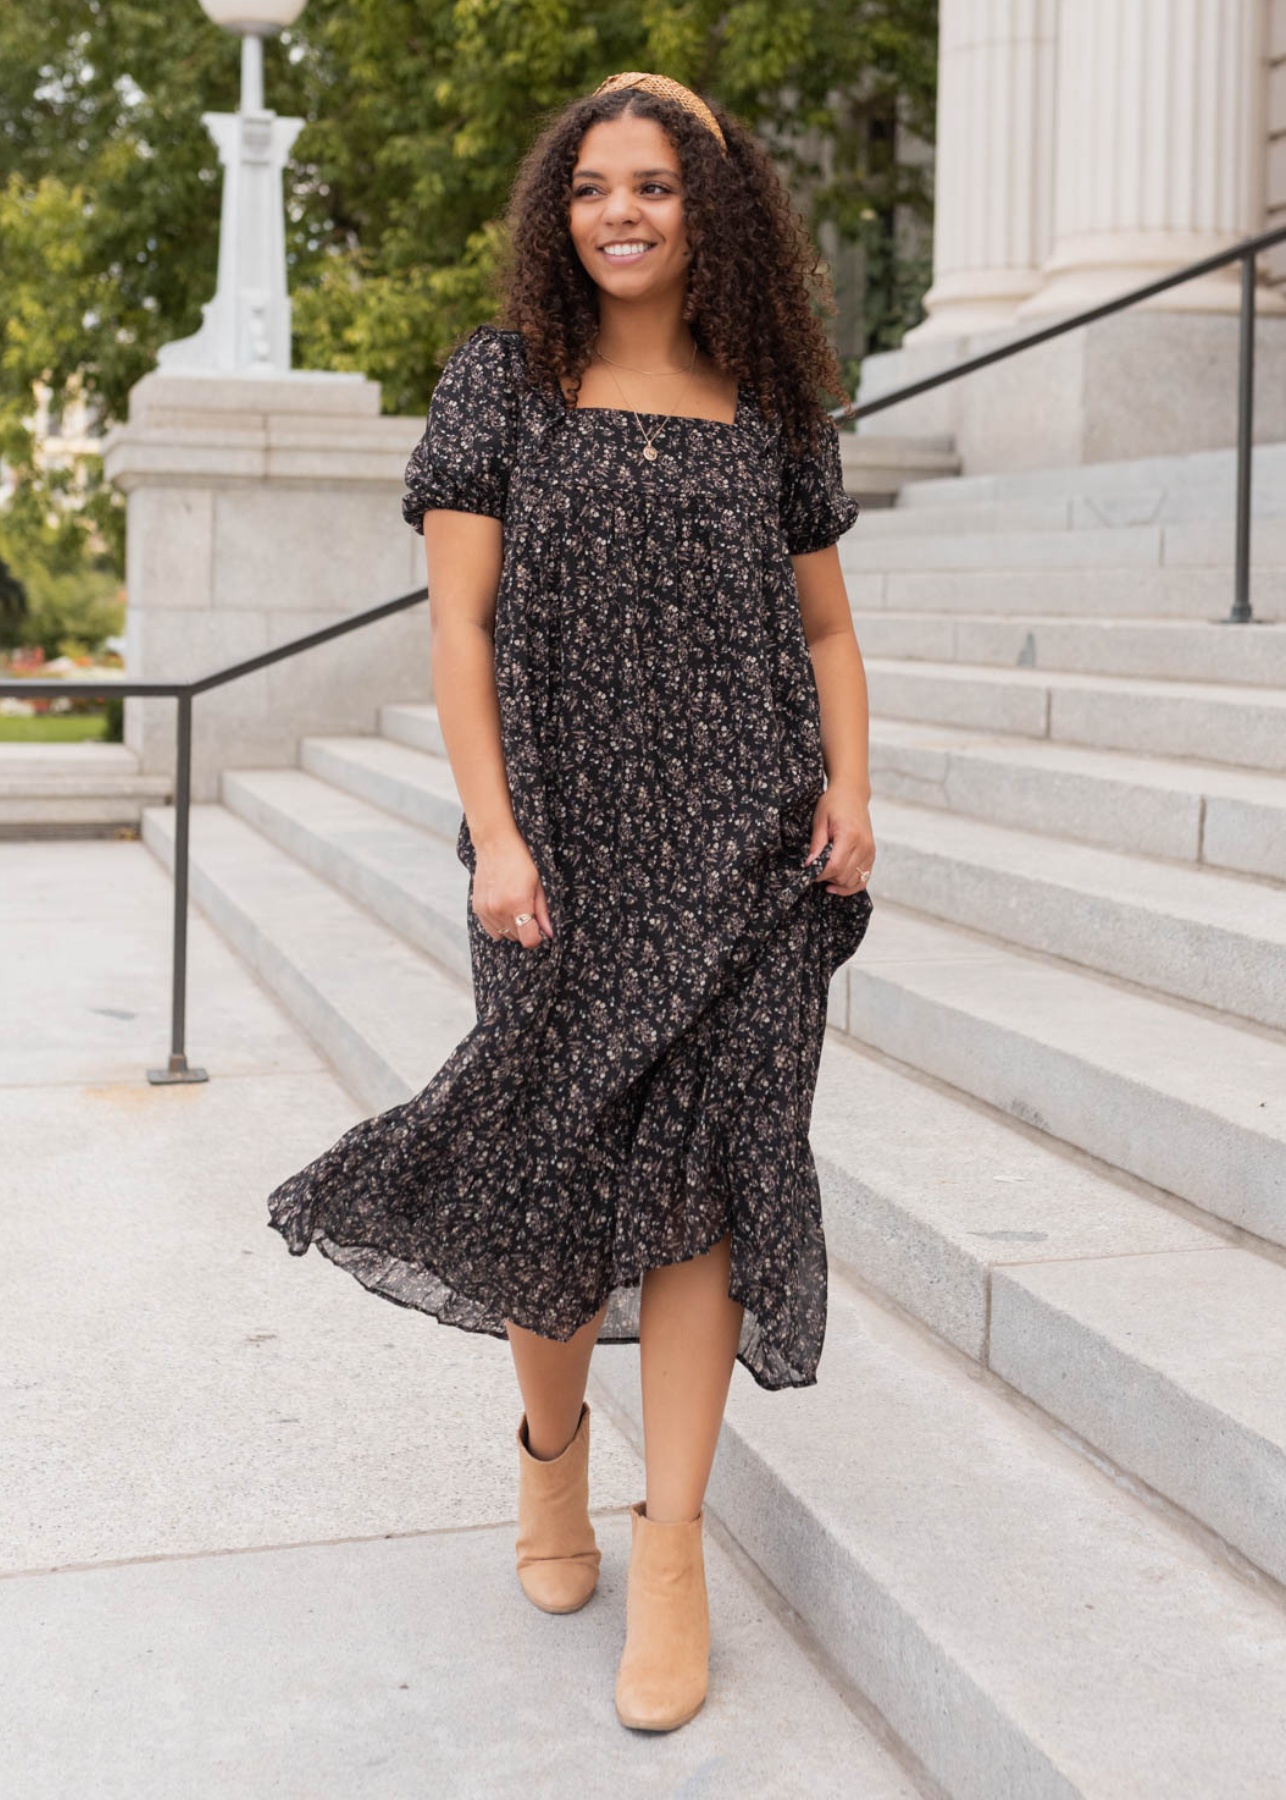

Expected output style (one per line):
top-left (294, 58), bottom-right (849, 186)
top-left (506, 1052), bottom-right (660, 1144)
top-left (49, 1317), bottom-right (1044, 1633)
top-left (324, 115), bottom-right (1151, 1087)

top-left (599, 240), bottom-right (658, 263)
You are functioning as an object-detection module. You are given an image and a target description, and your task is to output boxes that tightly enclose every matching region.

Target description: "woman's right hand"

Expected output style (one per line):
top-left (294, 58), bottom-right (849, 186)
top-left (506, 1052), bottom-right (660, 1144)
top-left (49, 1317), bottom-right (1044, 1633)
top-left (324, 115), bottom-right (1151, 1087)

top-left (472, 826), bottom-right (555, 947)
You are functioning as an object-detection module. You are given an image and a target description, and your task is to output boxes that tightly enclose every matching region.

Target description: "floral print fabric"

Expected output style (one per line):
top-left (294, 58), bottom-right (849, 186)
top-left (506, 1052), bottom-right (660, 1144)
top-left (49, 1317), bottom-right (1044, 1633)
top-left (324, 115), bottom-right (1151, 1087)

top-left (265, 322), bottom-right (872, 1390)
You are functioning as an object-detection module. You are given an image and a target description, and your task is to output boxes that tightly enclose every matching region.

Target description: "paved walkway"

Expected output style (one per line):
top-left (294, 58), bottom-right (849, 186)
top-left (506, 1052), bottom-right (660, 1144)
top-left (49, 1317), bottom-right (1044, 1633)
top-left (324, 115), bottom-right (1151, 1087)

top-left (1, 839), bottom-right (919, 1798)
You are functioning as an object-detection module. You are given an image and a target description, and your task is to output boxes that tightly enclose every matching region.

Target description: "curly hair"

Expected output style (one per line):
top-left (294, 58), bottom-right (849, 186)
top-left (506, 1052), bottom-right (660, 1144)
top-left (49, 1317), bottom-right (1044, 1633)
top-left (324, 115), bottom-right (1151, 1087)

top-left (476, 82), bottom-right (851, 461)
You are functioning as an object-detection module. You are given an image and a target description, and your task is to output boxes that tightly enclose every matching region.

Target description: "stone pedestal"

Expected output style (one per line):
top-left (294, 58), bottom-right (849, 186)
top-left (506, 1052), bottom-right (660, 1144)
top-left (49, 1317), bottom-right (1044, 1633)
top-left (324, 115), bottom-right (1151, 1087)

top-left (101, 370), bottom-right (433, 803)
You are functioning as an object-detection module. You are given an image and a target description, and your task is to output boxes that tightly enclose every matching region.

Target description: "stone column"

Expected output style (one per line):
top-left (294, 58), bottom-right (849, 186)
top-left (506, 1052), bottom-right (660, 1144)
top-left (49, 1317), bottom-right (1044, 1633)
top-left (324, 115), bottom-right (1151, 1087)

top-left (1019, 0), bottom-right (1283, 317)
top-left (101, 370), bottom-right (435, 803)
top-left (904, 0), bottom-right (1060, 342)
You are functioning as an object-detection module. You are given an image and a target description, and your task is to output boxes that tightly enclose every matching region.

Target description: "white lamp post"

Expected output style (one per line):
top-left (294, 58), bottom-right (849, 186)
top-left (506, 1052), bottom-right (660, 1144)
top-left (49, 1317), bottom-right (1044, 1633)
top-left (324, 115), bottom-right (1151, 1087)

top-left (157, 0), bottom-right (308, 374)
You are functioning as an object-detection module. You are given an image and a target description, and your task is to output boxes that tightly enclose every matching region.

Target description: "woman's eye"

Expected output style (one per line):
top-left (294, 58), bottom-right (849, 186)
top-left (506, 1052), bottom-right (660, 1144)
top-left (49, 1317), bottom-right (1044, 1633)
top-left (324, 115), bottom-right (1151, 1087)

top-left (571, 183), bottom-right (672, 198)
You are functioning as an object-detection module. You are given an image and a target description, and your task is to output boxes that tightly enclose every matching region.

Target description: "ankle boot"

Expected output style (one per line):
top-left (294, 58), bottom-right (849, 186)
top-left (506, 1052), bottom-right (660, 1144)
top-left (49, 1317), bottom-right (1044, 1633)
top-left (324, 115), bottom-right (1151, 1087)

top-left (514, 1398), bottom-right (601, 1613)
top-left (614, 1499), bottom-right (710, 1731)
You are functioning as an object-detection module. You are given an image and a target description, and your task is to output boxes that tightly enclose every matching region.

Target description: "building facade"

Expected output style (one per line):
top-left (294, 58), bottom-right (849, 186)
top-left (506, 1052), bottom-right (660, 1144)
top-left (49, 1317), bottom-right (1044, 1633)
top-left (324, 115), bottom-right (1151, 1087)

top-left (858, 0), bottom-right (1286, 469)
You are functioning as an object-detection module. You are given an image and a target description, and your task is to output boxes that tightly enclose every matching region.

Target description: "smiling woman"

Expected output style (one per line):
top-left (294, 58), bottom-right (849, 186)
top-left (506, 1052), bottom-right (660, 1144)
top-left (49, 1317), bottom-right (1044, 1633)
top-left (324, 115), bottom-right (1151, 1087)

top-left (264, 67), bottom-right (874, 1738)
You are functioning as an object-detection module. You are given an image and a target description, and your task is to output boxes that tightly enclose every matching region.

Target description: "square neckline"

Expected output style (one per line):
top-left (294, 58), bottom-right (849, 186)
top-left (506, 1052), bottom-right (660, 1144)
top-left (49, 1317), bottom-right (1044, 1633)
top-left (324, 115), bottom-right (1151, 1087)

top-left (561, 378), bottom-right (748, 433)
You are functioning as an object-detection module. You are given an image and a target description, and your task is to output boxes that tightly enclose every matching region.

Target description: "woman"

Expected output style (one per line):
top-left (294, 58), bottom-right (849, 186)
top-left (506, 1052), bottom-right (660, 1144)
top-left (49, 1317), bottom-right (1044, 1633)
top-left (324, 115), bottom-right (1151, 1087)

top-left (266, 69), bottom-right (875, 1733)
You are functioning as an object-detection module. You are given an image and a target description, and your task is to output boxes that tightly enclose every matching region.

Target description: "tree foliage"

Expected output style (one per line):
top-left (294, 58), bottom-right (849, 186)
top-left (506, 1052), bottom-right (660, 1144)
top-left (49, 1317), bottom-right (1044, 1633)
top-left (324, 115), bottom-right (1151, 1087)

top-left (0, 0), bottom-right (936, 582)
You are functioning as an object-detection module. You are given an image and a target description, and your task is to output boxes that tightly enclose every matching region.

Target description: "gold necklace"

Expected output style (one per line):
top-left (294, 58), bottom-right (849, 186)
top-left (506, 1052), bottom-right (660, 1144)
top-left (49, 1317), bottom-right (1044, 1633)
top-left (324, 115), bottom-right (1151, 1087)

top-left (591, 336), bottom-right (699, 376)
top-left (590, 336), bottom-right (698, 462)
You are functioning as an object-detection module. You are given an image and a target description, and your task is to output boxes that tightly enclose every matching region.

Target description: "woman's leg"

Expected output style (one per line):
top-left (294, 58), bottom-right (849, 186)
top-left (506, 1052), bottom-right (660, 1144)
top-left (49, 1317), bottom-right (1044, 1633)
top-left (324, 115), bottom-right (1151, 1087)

top-left (506, 1299), bottom-right (609, 1459)
top-left (637, 1230), bottom-right (744, 1521)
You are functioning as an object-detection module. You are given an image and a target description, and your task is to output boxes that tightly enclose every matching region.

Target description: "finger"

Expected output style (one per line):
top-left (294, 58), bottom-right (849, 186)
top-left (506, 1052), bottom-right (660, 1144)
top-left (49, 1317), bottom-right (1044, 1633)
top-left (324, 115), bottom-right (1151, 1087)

top-left (826, 851), bottom-right (876, 895)
top-left (533, 881), bottom-right (555, 940)
top-left (800, 815), bottom-right (831, 869)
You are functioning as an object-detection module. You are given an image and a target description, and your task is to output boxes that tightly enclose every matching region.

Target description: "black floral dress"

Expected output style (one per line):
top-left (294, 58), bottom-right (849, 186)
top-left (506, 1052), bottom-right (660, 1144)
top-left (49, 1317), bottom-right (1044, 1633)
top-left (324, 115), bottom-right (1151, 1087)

top-left (265, 322), bottom-right (872, 1390)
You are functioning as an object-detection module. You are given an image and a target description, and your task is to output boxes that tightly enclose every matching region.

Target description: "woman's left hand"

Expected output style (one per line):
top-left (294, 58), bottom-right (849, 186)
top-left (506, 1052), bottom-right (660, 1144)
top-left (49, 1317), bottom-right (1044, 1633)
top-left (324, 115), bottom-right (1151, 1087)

top-left (801, 781), bottom-right (876, 896)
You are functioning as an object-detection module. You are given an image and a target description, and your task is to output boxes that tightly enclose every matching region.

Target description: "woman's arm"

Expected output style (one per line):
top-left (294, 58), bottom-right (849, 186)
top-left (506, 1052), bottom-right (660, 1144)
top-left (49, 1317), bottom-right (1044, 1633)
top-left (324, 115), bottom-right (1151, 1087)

top-left (423, 510), bottom-right (554, 943)
top-left (791, 542), bottom-right (875, 896)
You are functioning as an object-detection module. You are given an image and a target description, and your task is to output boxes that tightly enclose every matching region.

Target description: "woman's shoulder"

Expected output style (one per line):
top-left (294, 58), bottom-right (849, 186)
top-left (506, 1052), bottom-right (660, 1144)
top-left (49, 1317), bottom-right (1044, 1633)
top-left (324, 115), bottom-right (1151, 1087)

top-left (440, 321), bottom-right (539, 408)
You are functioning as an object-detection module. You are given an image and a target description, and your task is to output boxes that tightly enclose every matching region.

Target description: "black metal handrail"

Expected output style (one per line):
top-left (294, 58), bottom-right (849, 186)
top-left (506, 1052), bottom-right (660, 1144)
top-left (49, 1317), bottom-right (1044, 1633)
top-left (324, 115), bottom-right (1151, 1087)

top-left (3, 222), bottom-right (1283, 1081)
top-left (0, 586), bottom-right (427, 1082)
top-left (829, 219), bottom-right (1286, 627)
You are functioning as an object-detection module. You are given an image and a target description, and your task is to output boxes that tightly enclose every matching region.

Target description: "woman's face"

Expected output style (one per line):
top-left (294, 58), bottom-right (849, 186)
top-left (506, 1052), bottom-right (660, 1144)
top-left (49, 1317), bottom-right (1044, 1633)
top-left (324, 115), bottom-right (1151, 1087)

top-left (568, 113), bottom-right (691, 299)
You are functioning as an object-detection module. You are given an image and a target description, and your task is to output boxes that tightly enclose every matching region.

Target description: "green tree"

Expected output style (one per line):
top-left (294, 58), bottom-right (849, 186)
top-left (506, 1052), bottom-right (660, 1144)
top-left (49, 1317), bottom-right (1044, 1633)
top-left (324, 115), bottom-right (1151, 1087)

top-left (0, 0), bottom-right (937, 582)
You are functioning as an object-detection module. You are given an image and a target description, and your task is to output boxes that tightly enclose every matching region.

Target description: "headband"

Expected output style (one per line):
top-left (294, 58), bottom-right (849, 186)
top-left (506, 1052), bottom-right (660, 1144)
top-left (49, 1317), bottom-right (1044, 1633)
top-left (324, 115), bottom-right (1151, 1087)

top-left (590, 70), bottom-right (728, 157)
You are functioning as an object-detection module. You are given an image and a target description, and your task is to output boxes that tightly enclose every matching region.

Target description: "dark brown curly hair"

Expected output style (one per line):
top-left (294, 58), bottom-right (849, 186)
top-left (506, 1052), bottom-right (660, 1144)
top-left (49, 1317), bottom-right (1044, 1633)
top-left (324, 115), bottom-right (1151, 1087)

top-left (478, 81), bottom-right (851, 461)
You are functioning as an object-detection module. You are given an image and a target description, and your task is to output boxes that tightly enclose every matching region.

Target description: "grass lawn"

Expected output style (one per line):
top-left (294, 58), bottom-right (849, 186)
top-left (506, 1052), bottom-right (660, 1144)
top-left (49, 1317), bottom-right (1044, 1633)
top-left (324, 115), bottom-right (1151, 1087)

top-left (0, 714), bottom-right (111, 743)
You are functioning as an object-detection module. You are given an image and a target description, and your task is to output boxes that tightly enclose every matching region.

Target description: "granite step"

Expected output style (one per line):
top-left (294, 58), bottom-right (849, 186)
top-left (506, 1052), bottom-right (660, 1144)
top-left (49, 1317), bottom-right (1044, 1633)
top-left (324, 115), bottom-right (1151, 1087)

top-left (219, 765), bottom-right (471, 987)
top-left (590, 1265), bottom-right (1286, 1800)
top-left (840, 564), bottom-right (1286, 618)
top-left (867, 718), bottom-right (1286, 880)
top-left (0, 741), bottom-right (171, 832)
top-left (143, 779), bottom-right (1286, 1582)
top-left (868, 796), bottom-right (1286, 1030)
top-left (842, 518), bottom-right (1286, 574)
top-left (892, 440), bottom-right (1286, 517)
top-left (862, 657), bottom-right (1286, 769)
top-left (851, 612), bottom-right (1286, 687)
top-left (142, 799), bottom-right (475, 1113)
top-left (142, 796), bottom-right (1286, 1792)
top-left (834, 905), bottom-right (1286, 1251)
top-left (305, 716), bottom-right (1286, 1080)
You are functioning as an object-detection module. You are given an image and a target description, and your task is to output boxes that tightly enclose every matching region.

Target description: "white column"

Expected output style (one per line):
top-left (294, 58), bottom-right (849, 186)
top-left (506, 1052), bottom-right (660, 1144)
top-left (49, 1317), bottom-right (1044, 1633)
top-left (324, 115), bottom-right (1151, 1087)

top-left (1019, 0), bottom-right (1284, 318)
top-left (904, 0), bottom-right (1059, 343)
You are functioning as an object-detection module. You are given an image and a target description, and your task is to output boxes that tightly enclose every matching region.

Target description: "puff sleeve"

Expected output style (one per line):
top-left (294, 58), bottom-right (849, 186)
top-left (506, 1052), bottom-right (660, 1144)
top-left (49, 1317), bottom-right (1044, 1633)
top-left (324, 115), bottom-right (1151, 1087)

top-left (400, 324), bottom-right (520, 534)
top-left (778, 414), bottom-right (860, 556)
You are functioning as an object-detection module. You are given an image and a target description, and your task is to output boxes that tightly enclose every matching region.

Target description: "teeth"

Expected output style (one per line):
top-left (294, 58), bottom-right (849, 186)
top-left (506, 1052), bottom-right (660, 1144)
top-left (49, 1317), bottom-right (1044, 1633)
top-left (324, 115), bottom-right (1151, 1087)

top-left (603, 242), bottom-right (652, 257)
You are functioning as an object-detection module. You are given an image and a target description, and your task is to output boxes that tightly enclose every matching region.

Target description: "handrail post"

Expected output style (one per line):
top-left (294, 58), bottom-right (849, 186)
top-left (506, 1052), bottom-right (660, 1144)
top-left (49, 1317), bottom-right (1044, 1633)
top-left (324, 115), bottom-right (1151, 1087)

top-left (1226, 248), bottom-right (1256, 624)
top-left (148, 692), bottom-right (208, 1083)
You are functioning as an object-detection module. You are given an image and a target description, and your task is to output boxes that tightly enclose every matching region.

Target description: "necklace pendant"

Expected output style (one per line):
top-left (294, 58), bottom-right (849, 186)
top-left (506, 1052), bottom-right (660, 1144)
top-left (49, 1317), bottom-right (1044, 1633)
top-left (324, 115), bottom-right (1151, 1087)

top-left (642, 442), bottom-right (658, 461)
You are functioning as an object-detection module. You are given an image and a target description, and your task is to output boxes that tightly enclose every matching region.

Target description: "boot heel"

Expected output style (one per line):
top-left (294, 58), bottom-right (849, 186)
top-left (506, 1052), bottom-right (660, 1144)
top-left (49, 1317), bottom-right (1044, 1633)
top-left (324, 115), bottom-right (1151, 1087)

top-left (514, 1399), bottom-right (601, 1613)
top-left (614, 1499), bottom-right (710, 1730)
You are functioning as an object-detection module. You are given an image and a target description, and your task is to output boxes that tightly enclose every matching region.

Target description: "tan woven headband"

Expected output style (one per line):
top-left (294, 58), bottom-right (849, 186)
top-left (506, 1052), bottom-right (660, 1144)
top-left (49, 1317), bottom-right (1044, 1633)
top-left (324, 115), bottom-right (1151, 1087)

top-left (590, 70), bottom-right (728, 157)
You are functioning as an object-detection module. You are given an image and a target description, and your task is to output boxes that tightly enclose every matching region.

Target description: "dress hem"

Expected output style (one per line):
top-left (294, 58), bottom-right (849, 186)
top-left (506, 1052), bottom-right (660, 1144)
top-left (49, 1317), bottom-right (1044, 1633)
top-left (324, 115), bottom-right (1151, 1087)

top-left (268, 1213), bottom-right (821, 1393)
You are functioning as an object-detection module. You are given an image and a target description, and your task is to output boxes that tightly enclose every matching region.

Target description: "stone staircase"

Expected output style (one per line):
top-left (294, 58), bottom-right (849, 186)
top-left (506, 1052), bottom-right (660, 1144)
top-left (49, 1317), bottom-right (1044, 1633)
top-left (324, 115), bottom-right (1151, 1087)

top-left (0, 740), bottom-right (171, 835)
top-left (143, 439), bottom-right (1286, 1797)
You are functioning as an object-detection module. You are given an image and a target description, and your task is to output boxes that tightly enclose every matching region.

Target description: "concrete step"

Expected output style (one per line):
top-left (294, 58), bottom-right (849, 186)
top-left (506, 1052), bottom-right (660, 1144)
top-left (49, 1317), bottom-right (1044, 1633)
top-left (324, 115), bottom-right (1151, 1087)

top-left (871, 797), bottom-right (1286, 1030)
top-left (806, 1032), bottom-right (1286, 1590)
top-left (590, 1267), bottom-right (1286, 1800)
top-left (379, 700), bottom-right (448, 757)
top-left (894, 439), bottom-right (1286, 517)
top-left (298, 731), bottom-right (460, 834)
top-left (835, 905), bottom-right (1286, 1251)
top-left (863, 657), bottom-right (1286, 770)
top-left (142, 789), bottom-right (1286, 1792)
top-left (841, 562), bottom-right (1286, 618)
top-left (358, 712), bottom-right (1286, 1206)
top-left (386, 701), bottom-right (1286, 884)
top-left (142, 801), bottom-right (476, 1114)
top-left (218, 767), bottom-right (471, 988)
top-left (857, 492), bottom-right (1286, 539)
top-left (844, 518), bottom-right (1286, 575)
top-left (0, 741), bottom-right (171, 831)
top-left (852, 611), bottom-right (1286, 687)
top-left (868, 718), bottom-right (1286, 881)
top-left (355, 711), bottom-right (1286, 1030)
top-left (144, 794), bottom-right (1286, 1600)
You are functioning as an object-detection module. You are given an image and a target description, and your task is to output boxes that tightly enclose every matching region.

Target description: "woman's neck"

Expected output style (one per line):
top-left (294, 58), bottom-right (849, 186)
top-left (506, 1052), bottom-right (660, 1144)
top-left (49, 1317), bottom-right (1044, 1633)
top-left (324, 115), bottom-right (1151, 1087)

top-left (591, 298), bottom-right (699, 373)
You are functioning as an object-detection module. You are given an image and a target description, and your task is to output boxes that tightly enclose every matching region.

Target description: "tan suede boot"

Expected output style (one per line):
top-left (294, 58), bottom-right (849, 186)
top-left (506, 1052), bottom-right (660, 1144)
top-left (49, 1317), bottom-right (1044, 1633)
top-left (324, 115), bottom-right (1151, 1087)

top-left (514, 1399), bottom-right (602, 1613)
top-left (614, 1500), bottom-right (710, 1731)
